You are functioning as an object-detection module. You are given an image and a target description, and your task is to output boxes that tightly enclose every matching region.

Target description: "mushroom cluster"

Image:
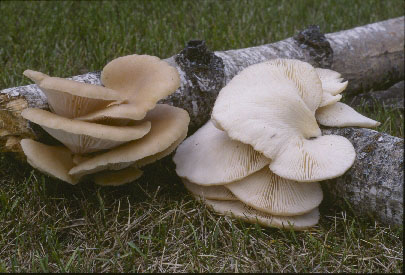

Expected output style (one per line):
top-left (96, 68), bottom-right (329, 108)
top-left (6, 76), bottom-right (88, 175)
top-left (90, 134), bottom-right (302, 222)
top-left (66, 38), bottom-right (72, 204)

top-left (21, 54), bottom-right (190, 186)
top-left (173, 59), bottom-right (380, 230)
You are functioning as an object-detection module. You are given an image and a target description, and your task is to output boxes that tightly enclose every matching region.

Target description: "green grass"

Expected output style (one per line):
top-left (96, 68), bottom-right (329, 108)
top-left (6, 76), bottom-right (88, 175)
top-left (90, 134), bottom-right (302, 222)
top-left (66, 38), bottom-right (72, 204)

top-left (0, 0), bottom-right (403, 272)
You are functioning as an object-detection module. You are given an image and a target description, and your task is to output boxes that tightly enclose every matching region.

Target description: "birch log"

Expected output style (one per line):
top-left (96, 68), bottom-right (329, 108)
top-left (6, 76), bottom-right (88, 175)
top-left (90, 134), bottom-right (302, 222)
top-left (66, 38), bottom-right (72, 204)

top-left (0, 17), bottom-right (403, 225)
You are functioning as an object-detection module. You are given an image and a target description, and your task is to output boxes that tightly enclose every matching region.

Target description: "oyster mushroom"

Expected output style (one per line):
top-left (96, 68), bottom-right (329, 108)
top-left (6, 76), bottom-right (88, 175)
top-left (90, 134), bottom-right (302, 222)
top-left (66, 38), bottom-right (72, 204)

top-left (23, 70), bottom-right (126, 119)
top-left (77, 54), bottom-right (181, 122)
top-left (225, 167), bottom-right (323, 216)
top-left (93, 167), bottom-right (144, 186)
top-left (201, 199), bottom-right (320, 231)
top-left (69, 104), bottom-right (190, 178)
top-left (316, 102), bottom-right (381, 128)
top-left (182, 178), bottom-right (237, 201)
top-left (173, 120), bottom-right (270, 186)
top-left (212, 59), bottom-right (356, 182)
top-left (20, 139), bottom-right (78, 184)
top-left (21, 108), bottom-right (151, 154)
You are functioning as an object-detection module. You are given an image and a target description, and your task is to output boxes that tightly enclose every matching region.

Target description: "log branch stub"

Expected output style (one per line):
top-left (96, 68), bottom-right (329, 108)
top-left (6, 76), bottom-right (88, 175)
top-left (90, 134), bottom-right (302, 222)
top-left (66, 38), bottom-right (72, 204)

top-left (163, 40), bottom-right (225, 132)
top-left (293, 24), bottom-right (333, 69)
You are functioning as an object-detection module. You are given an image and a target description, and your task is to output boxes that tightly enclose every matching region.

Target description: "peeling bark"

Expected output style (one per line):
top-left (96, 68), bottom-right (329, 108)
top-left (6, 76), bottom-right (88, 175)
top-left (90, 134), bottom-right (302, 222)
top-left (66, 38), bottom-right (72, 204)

top-left (0, 17), bottom-right (403, 225)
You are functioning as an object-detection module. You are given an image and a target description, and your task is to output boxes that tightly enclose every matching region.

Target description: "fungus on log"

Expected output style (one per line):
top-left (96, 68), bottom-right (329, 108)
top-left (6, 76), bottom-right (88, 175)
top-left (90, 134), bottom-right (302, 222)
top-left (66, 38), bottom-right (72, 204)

top-left (0, 17), bottom-right (403, 225)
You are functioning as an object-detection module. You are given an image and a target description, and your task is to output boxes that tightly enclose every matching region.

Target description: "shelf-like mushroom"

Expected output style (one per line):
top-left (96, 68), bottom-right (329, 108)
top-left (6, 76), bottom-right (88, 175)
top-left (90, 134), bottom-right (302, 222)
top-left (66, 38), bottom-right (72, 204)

top-left (173, 120), bottom-right (270, 186)
top-left (316, 102), bottom-right (381, 128)
top-left (225, 167), bottom-right (323, 216)
top-left (69, 104), bottom-right (190, 178)
top-left (315, 68), bottom-right (348, 96)
top-left (20, 139), bottom-right (78, 184)
top-left (269, 135), bottom-right (356, 182)
top-left (23, 70), bottom-right (125, 119)
top-left (21, 108), bottom-right (151, 154)
top-left (183, 179), bottom-right (237, 201)
top-left (201, 199), bottom-right (320, 231)
top-left (212, 59), bottom-right (358, 182)
top-left (93, 167), bottom-right (144, 186)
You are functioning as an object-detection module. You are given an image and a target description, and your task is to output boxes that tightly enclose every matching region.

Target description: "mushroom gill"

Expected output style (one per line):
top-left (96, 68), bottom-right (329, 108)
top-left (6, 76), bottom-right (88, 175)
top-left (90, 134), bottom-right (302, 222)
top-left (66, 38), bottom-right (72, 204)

top-left (174, 58), bottom-right (380, 229)
top-left (20, 55), bottom-right (189, 186)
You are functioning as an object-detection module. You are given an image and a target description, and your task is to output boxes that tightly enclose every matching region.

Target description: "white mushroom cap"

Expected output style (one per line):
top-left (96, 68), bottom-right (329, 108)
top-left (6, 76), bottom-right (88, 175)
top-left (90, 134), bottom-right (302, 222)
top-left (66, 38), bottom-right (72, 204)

top-left (263, 59), bottom-right (323, 112)
top-left (101, 54), bottom-right (180, 108)
top-left (21, 108), bottom-right (151, 154)
top-left (315, 68), bottom-right (348, 96)
top-left (69, 104), bottom-right (190, 178)
top-left (93, 167), bottom-right (143, 186)
top-left (182, 178), bottom-right (237, 201)
top-left (212, 59), bottom-right (358, 182)
top-left (212, 66), bottom-right (321, 159)
top-left (23, 70), bottom-right (126, 118)
top-left (212, 60), bottom-right (322, 160)
top-left (173, 120), bottom-right (270, 186)
top-left (269, 135), bottom-right (356, 182)
top-left (20, 139), bottom-right (78, 184)
top-left (316, 102), bottom-right (381, 128)
top-left (319, 92), bottom-right (342, 108)
top-left (225, 167), bottom-right (323, 216)
top-left (201, 199), bottom-right (319, 230)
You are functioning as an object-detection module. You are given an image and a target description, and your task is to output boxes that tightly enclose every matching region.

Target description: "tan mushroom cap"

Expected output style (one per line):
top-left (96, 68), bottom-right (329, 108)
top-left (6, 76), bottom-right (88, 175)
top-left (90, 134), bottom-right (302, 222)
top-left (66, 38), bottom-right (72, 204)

top-left (134, 128), bottom-right (188, 168)
top-left (269, 135), bottom-right (356, 182)
top-left (101, 54), bottom-right (180, 107)
top-left (202, 199), bottom-right (320, 230)
top-left (93, 167), bottom-right (143, 186)
top-left (23, 70), bottom-right (49, 84)
top-left (183, 178), bottom-right (237, 201)
top-left (23, 70), bottom-right (126, 119)
top-left (225, 167), bottom-right (323, 216)
top-left (76, 101), bottom-right (151, 123)
top-left (20, 139), bottom-right (78, 184)
top-left (173, 120), bottom-right (270, 186)
top-left (315, 68), bottom-right (348, 96)
top-left (69, 104), bottom-right (190, 178)
top-left (21, 108), bottom-right (151, 154)
top-left (316, 102), bottom-right (381, 128)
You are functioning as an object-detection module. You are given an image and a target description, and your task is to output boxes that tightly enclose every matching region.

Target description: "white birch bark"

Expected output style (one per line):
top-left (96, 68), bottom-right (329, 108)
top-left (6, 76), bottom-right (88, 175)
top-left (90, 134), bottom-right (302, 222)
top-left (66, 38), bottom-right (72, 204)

top-left (0, 17), bottom-right (403, 225)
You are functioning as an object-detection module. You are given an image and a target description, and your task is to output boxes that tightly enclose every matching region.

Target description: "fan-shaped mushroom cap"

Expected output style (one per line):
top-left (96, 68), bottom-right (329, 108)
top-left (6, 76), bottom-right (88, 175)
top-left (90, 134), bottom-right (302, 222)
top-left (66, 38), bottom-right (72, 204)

top-left (202, 199), bottom-right (319, 230)
top-left (225, 167), bottom-right (322, 216)
top-left (173, 120), bottom-right (270, 185)
top-left (101, 54), bottom-right (180, 109)
top-left (69, 104), bottom-right (190, 178)
top-left (23, 70), bottom-right (49, 84)
top-left (212, 59), bottom-right (357, 182)
top-left (269, 135), bottom-right (355, 182)
top-left (183, 178), bottom-right (237, 201)
top-left (212, 60), bottom-right (323, 160)
top-left (21, 108), bottom-right (151, 154)
top-left (20, 139), bottom-right (78, 184)
top-left (75, 101), bottom-right (150, 123)
top-left (316, 102), bottom-right (381, 128)
top-left (134, 129), bottom-right (188, 168)
top-left (23, 70), bottom-right (126, 119)
top-left (315, 68), bottom-right (348, 96)
top-left (93, 167), bottom-right (143, 186)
